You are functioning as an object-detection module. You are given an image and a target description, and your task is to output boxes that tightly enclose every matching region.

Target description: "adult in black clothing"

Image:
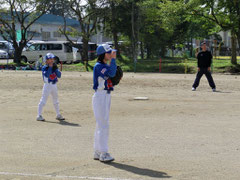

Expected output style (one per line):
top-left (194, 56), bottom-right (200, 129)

top-left (192, 42), bottom-right (216, 92)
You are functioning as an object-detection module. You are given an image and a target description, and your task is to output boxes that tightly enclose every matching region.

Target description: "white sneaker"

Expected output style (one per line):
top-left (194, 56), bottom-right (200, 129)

top-left (99, 153), bottom-right (114, 162)
top-left (192, 87), bottom-right (196, 91)
top-left (212, 88), bottom-right (216, 92)
top-left (56, 114), bottom-right (65, 121)
top-left (36, 115), bottom-right (45, 121)
top-left (93, 151), bottom-right (100, 160)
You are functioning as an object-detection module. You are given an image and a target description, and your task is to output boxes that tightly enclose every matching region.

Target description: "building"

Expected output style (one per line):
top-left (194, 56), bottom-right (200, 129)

top-left (0, 13), bottom-right (109, 44)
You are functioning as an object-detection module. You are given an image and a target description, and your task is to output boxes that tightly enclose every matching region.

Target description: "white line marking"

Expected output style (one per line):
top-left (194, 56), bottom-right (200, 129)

top-left (0, 171), bottom-right (136, 180)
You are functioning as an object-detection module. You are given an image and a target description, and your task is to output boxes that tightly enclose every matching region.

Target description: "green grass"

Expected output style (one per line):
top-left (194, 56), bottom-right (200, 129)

top-left (61, 56), bottom-right (240, 74)
top-left (2, 55), bottom-right (238, 74)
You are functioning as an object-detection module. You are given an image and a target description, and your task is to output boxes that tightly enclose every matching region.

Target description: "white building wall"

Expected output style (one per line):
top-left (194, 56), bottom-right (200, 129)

top-left (0, 22), bottom-right (105, 43)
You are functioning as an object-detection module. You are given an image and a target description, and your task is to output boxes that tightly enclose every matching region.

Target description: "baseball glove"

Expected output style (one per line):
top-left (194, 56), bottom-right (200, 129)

top-left (110, 66), bottom-right (123, 86)
top-left (52, 63), bottom-right (58, 71)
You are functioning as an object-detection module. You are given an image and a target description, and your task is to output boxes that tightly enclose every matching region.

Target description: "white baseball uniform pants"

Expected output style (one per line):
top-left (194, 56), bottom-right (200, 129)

top-left (38, 83), bottom-right (60, 116)
top-left (92, 90), bottom-right (111, 153)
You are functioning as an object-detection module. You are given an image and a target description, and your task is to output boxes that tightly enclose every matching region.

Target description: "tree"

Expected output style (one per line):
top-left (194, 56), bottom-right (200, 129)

top-left (0, 0), bottom-right (52, 65)
top-left (138, 0), bottom-right (189, 58)
top-left (101, 0), bottom-right (122, 57)
top-left (48, 0), bottom-right (70, 16)
top-left (140, 0), bottom-right (220, 59)
top-left (188, 0), bottom-right (240, 64)
top-left (60, 0), bottom-right (102, 71)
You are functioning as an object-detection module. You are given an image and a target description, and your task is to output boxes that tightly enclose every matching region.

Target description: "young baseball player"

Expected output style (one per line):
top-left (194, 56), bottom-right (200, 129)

top-left (192, 42), bottom-right (216, 92)
top-left (92, 44), bottom-right (117, 162)
top-left (35, 55), bottom-right (43, 71)
top-left (36, 53), bottom-right (65, 121)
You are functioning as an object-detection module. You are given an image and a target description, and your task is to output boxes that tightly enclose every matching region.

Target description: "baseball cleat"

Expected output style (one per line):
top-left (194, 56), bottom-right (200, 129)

top-left (36, 115), bottom-right (45, 121)
top-left (192, 87), bottom-right (196, 91)
top-left (56, 114), bottom-right (65, 121)
top-left (99, 153), bottom-right (114, 163)
top-left (94, 151), bottom-right (100, 160)
top-left (212, 88), bottom-right (216, 92)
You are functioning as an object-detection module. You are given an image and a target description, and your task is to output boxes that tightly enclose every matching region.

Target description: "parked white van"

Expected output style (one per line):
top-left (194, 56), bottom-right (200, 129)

top-left (21, 41), bottom-right (80, 63)
top-left (72, 42), bottom-right (97, 61)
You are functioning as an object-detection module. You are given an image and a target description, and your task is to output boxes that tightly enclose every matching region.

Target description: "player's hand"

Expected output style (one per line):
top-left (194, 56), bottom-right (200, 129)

top-left (198, 68), bottom-right (200, 72)
top-left (111, 50), bottom-right (117, 59)
top-left (208, 67), bottom-right (211, 71)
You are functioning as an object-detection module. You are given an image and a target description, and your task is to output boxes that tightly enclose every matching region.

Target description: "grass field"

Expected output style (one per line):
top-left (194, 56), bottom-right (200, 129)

top-left (61, 56), bottom-right (240, 74)
top-left (1, 56), bottom-right (240, 74)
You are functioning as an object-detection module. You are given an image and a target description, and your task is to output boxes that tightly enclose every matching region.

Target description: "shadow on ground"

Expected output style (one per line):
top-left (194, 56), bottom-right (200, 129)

top-left (106, 162), bottom-right (171, 178)
top-left (214, 90), bottom-right (232, 94)
top-left (43, 120), bottom-right (80, 127)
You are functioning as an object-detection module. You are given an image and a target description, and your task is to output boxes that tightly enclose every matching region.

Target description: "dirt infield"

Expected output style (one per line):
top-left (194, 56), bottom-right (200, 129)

top-left (0, 71), bottom-right (240, 180)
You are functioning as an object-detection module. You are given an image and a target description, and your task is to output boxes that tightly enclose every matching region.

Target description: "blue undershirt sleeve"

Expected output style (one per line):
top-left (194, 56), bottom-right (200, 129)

top-left (55, 69), bottom-right (61, 78)
top-left (107, 58), bottom-right (117, 77)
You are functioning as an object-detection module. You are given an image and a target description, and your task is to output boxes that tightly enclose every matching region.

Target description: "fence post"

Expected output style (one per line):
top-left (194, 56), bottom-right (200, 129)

top-left (159, 57), bottom-right (162, 73)
top-left (184, 59), bottom-right (187, 74)
top-left (134, 58), bottom-right (137, 73)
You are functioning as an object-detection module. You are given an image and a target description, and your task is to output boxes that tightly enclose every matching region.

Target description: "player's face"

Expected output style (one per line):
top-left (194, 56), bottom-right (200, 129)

top-left (46, 58), bottom-right (54, 65)
top-left (104, 51), bottom-right (112, 61)
top-left (201, 44), bottom-right (207, 51)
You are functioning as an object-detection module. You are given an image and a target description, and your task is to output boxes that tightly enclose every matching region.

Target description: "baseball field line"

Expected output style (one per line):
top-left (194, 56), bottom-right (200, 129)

top-left (0, 171), bottom-right (137, 180)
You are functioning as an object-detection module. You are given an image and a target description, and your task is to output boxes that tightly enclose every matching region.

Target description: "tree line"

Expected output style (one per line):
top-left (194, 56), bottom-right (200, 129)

top-left (0, 0), bottom-right (239, 66)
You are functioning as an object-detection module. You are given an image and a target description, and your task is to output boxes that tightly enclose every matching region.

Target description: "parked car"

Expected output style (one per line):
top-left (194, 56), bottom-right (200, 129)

top-left (72, 42), bottom-right (97, 61)
top-left (0, 49), bottom-right (9, 59)
top-left (0, 41), bottom-right (14, 58)
top-left (21, 41), bottom-right (80, 64)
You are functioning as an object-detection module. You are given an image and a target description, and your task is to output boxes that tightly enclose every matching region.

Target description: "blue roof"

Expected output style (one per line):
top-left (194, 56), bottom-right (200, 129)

top-left (0, 12), bottom-right (79, 27)
top-left (36, 14), bottom-right (80, 26)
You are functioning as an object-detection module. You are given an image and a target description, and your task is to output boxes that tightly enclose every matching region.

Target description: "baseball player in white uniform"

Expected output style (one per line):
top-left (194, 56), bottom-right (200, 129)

top-left (36, 53), bottom-right (65, 121)
top-left (92, 44), bottom-right (117, 162)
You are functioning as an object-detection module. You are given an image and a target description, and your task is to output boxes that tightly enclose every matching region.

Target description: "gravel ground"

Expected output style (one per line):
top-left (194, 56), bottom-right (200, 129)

top-left (0, 71), bottom-right (240, 180)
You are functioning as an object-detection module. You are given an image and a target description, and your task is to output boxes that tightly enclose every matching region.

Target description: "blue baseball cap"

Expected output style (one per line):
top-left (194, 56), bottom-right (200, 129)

top-left (45, 53), bottom-right (55, 60)
top-left (43, 53), bottom-right (55, 63)
top-left (97, 44), bottom-right (116, 55)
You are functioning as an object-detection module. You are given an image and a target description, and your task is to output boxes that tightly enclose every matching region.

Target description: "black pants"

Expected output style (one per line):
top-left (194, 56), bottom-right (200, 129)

top-left (192, 68), bottom-right (216, 89)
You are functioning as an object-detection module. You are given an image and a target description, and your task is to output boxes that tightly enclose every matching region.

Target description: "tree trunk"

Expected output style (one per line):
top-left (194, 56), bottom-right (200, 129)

top-left (146, 44), bottom-right (151, 59)
top-left (213, 39), bottom-right (217, 58)
top-left (131, 2), bottom-right (136, 62)
top-left (190, 37), bottom-right (193, 57)
top-left (236, 32), bottom-right (240, 59)
top-left (82, 38), bottom-right (89, 71)
top-left (231, 31), bottom-right (237, 65)
top-left (111, 1), bottom-right (120, 57)
top-left (113, 30), bottom-right (120, 56)
top-left (140, 41), bottom-right (144, 60)
top-left (13, 47), bottom-right (23, 66)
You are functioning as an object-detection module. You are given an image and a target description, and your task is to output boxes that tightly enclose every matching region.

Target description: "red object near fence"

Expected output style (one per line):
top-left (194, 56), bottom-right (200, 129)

top-left (159, 58), bottom-right (162, 73)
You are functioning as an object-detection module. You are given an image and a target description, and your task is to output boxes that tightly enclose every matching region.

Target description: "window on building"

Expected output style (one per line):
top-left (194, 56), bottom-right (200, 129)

top-left (27, 31), bottom-right (41, 38)
top-left (42, 31), bottom-right (51, 40)
top-left (53, 31), bottom-right (62, 38)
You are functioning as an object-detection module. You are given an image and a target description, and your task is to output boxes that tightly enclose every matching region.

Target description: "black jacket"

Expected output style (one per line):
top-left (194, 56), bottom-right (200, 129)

top-left (197, 51), bottom-right (212, 68)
